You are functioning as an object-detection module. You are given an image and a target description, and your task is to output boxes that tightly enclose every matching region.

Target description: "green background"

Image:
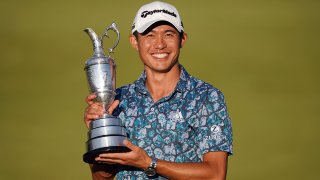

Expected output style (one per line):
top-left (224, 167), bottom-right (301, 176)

top-left (0, 0), bottom-right (319, 179)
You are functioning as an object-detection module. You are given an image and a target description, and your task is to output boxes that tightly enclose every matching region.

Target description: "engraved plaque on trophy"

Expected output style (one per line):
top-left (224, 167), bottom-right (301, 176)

top-left (83, 22), bottom-right (130, 164)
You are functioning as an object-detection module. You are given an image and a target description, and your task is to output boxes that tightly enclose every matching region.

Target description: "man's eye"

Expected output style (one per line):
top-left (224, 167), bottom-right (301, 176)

top-left (165, 33), bottom-right (174, 37)
top-left (146, 34), bottom-right (154, 38)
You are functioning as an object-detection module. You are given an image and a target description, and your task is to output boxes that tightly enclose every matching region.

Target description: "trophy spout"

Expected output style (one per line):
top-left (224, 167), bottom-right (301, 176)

top-left (84, 28), bottom-right (105, 57)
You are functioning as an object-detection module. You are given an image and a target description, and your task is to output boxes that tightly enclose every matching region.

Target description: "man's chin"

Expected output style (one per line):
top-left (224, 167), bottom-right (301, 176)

top-left (147, 63), bottom-right (179, 73)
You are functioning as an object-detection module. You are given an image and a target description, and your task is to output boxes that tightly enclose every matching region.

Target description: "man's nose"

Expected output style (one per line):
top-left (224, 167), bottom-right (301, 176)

top-left (153, 36), bottom-right (167, 49)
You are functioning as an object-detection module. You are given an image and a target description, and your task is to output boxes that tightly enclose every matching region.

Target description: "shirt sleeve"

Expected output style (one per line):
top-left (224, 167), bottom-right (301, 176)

top-left (196, 88), bottom-right (233, 158)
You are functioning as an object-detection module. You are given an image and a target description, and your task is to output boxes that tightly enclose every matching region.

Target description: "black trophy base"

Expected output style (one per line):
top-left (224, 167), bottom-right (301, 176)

top-left (83, 146), bottom-right (131, 164)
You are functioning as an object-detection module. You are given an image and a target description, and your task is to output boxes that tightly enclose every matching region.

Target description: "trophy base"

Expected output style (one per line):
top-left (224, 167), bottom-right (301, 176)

top-left (83, 116), bottom-right (130, 164)
top-left (83, 146), bottom-right (131, 164)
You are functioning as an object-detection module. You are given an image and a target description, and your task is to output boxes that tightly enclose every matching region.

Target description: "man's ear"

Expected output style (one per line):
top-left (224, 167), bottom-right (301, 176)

top-left (129, 34), bottom-right (138, 51)
top-left (180, 32), bottom-right (188, 48)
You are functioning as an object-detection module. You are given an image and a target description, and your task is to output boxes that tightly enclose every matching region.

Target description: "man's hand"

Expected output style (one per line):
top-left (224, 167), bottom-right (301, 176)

top-left (84, 93), bottom-right (120, 128)
top-left (95, 139), bottom-right (152, 170)
top-left (84, 94), bottom-right (121, 180)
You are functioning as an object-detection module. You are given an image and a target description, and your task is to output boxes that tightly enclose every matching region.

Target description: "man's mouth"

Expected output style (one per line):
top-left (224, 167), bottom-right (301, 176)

top-left (151, 53), bottom-right (169, 59)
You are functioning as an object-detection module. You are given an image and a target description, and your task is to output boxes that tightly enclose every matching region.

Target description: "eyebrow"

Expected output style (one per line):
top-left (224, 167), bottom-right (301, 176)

top-left (149, 29), bottom-right (178, 34)
top-left (165, 29), bottom-right (178, 34)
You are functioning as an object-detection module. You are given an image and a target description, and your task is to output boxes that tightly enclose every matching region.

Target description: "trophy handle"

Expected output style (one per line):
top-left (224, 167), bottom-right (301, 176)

top-left (101, 22), bottom-right (120, 54)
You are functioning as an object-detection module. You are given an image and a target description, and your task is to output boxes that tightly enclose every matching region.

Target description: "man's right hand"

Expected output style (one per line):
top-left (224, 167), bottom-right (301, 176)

top-left (84, 94), bottom-right (120, 128)
top-left (84, 94), bottom-right (120, 179)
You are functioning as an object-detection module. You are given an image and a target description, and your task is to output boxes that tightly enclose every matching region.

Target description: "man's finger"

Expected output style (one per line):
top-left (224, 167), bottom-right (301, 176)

top-left (84, 113), bottom-right (100, 128)
top-left (85, 114), bottom-right (100, 120)
top-left (95, 157), bottom-right (123, 165)
top-left (86, 104), bottom-right (104, 116)
top-left (85, 93), bottom-right (96, 104)
top-left (107, 100), bottom-right (120, 114)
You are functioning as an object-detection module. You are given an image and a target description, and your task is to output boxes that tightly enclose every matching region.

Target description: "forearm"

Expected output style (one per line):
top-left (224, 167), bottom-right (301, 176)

top-left (156, 160), bottom-right (226, 180)
top-left (155, 152), bottom-right (228, 180)
top-left (89, 164), bottom-right (116, 180)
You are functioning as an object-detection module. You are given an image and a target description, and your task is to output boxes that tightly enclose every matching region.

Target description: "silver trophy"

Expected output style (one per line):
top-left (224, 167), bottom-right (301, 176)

top-left (83, 22), bottom-right (130, 164)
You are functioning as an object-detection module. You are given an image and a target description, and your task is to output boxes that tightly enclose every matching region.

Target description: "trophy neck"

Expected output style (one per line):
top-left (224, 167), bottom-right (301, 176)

top-left (84, 28), bottom-right (105, 57)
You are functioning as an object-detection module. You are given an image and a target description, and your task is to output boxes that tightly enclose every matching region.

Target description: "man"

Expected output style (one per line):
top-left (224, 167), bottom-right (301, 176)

top-left (84, 1), bottom-right (233, 179)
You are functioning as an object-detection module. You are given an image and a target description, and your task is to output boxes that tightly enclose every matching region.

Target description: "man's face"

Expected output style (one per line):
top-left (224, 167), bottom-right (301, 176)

top-left (130, 24), bottom-right (187, 73)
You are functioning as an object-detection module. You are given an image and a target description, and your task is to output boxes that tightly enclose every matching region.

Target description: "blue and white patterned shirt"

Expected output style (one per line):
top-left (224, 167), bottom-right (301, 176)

top-left (113, 65), bottom-right (233, 179)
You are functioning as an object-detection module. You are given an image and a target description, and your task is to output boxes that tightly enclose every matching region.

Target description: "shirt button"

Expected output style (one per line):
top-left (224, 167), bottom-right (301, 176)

top-left (151, 107), bottom-right (154, 111)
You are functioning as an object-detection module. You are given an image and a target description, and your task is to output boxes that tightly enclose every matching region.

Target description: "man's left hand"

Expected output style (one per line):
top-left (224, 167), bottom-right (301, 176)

top-left (95, 140), bottom-right (152, 170)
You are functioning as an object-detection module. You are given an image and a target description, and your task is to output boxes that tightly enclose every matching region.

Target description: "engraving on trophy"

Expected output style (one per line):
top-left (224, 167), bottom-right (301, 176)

top-left (83, 22), bottom-right (130, 164)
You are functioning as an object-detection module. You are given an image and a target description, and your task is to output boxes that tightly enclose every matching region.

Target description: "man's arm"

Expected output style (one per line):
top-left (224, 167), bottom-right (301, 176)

top-left (96, 140), bottom-right (228, 180)
top-left (156, 151), bottom-right (228, 180)
top-left (89, 164), bottom-right (116, 180)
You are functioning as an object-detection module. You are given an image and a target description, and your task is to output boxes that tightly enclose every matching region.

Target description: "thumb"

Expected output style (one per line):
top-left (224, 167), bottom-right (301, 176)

top-left (123, 139), bottom-right (137, 151)
top-left (107, 100), bottom-right (120, 114)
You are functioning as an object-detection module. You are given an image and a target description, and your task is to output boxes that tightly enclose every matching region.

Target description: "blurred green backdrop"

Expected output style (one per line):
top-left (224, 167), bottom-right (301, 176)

top-left (0, 0), bottom-right (319, 179)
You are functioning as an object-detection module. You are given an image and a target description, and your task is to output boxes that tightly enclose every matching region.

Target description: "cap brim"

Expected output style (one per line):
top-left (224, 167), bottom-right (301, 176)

top-left (134, 19), bottom-right (181, 34)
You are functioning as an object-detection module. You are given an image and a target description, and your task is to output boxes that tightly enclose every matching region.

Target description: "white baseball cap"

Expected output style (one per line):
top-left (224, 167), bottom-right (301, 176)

top-left (131, 1), bottom-right (184, 33)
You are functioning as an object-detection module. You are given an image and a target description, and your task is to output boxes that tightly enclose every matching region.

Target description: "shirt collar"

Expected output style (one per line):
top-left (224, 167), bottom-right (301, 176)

top-left (134, 64), bottom-right (190, 95)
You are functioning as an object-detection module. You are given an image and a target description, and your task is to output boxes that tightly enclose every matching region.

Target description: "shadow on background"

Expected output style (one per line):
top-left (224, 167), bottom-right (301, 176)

top-left (0, 0), bottom-right (319, 179)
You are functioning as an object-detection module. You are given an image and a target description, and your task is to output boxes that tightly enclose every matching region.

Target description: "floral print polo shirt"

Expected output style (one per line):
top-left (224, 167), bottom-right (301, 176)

top-left (113, 65), bottom-right (233, 179)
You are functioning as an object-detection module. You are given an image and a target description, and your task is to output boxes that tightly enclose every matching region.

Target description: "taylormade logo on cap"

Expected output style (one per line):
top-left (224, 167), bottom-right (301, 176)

top-left (141, 9), bottom-right (177, 18)
top-left (132, 1), bottom-right (184, 33)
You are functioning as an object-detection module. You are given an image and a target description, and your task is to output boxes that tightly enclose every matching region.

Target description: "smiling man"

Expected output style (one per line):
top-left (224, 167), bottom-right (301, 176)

top-left (84, 1), bottom-right (233, 179)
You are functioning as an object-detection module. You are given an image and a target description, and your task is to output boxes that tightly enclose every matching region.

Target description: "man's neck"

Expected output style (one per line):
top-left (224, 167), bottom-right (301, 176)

top-left (145, 65), bottom-right (180, 102)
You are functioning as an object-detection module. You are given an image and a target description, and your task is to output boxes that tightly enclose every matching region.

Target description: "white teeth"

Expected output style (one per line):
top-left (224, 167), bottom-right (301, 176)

top-left (152, 53), bottom-right (168, 58)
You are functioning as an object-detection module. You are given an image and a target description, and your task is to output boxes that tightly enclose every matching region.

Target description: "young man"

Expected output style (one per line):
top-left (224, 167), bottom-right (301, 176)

top-left (84, 1), bottom-right (233, 179)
